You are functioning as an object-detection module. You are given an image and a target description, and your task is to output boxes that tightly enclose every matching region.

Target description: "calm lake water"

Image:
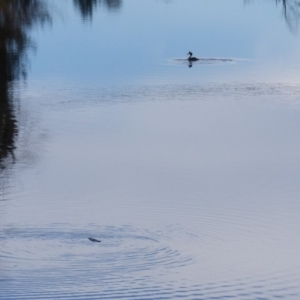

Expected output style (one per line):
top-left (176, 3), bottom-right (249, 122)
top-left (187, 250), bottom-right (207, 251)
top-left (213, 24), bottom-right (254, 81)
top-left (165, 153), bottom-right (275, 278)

top-left (1, 1), bottom-right (300, 299)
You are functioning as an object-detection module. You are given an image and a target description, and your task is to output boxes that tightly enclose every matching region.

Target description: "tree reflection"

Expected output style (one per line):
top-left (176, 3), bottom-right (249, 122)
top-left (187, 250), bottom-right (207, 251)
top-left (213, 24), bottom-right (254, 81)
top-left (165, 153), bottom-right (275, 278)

top-left (245, 0), bottom-right (300, 33)
top-left (0, 0), bottom-right (50, 170)
top-left (74, 0), bottom-right (98, 20)
top-left (280, 0), bottom-right (300, 33)
top-left (74, 0), bottom-right (122, 20)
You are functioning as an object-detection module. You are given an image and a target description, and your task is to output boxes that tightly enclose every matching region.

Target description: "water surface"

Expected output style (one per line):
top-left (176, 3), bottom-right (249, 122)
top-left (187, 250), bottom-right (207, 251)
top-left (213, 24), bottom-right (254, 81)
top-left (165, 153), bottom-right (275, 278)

top-left (1, 1), bottom-right (300, 299)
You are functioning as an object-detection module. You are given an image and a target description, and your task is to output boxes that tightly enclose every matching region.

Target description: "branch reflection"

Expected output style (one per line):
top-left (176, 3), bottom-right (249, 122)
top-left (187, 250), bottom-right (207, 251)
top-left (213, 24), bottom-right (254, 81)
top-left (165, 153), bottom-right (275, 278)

top-left (245, 0), bottom-right (300, 33)
top-left (281, 0), bottom-right (300, 33)
top-left (0, 0), bottom-right (50, 170)
top-left (74, 0), bottom-right (122, 21)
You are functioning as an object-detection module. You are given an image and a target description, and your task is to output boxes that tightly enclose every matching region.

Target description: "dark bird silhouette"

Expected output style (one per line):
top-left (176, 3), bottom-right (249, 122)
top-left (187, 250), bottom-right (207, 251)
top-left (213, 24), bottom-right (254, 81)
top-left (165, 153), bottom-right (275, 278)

top-left (88, 237), bottom-right (101, 242)
top-left (187, 51), bottom-right (199, 61)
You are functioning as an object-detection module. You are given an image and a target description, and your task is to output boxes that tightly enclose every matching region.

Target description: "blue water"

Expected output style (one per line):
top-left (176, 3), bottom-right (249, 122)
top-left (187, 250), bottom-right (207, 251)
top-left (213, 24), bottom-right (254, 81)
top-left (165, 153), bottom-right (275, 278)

top-left (1, 1), bottom-right (300, 299)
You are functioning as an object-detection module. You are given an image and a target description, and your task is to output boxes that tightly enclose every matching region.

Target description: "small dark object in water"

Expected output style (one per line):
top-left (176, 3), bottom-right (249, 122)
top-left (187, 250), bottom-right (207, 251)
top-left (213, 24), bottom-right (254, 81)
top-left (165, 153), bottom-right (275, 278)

top-left (187, 51), bottom-right (199, 61)
top-left (88, 237), bottom-right (101, 242)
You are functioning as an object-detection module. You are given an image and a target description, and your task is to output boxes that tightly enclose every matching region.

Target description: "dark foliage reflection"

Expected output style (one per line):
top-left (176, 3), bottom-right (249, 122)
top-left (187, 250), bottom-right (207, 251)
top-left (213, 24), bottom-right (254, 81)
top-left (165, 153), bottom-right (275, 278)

top-left (0, 0), bottom-right (50, 170)
top-left (74, 0), bottom-right (122, 21)
top-left (245, 0), bottom-right (300, 33)
top-left (280, 0), bottom-right (300, 33)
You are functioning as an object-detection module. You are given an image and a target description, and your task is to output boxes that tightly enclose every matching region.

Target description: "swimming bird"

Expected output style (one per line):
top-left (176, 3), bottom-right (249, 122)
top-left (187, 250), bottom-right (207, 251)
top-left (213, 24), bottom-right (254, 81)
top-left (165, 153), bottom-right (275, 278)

top-left (88, 237), bottom-right (101, 242)
top-left (187, 51), bottom-right (199, 61)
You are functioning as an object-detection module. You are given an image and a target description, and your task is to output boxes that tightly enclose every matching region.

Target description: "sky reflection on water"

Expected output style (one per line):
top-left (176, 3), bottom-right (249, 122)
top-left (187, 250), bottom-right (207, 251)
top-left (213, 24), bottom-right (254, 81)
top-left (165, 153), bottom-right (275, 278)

top-left (26, 0), bottom-right (300, 85)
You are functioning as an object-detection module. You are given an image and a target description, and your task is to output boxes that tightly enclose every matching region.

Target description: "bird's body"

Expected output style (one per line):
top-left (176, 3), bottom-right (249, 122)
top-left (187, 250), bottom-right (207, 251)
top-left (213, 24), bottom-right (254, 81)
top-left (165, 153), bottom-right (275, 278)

top-left (187, 51), bottom-right (199, 61)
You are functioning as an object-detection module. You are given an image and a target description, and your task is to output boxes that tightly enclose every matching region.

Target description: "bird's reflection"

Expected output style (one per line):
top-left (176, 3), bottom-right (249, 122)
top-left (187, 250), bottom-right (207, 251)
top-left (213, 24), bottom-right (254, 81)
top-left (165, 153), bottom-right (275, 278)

top-left (0, 0), bottom-right (50, 170)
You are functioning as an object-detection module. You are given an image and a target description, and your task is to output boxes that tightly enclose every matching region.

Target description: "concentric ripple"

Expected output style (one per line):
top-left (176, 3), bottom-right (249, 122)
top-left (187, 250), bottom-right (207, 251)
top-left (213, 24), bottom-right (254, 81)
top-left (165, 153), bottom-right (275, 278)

top-left (0, 225), bottom-right (193, 271)
top-left (0, 225), bottom-right (194, 297)
top-left (2, 221), bottom-right (300, 300)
